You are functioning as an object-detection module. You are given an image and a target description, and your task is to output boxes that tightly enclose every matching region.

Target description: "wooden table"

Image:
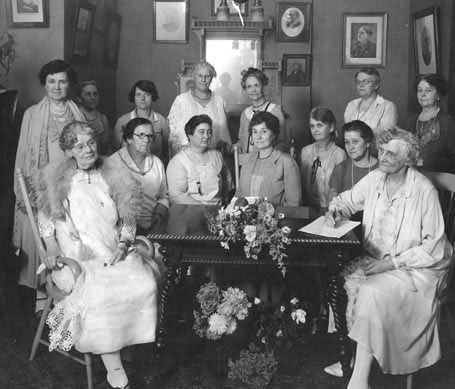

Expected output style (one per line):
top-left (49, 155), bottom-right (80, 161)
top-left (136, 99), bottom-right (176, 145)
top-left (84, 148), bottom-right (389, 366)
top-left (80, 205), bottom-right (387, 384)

top-left (148, 204), bottom-right (362, 382)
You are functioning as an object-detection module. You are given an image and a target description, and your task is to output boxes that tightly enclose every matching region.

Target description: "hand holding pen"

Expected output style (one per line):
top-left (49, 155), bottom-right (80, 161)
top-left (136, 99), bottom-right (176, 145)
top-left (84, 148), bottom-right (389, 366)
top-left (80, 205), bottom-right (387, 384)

top-left (324, 204), bottom-right (343, 228)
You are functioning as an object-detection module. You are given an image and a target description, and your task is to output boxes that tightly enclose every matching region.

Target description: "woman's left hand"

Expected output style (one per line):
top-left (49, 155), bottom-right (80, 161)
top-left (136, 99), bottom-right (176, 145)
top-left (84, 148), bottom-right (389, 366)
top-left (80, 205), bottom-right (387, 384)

top-left (364, 258), bottom-right (394, 276)
top-left (107, 242), bottom-right (128, 266)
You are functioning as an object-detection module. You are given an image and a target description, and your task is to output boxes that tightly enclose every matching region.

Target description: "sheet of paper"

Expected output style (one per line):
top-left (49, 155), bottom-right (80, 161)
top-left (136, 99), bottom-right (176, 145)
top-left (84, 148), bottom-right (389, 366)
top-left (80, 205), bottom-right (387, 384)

top-left (298, 216), bottom-right (360, 238)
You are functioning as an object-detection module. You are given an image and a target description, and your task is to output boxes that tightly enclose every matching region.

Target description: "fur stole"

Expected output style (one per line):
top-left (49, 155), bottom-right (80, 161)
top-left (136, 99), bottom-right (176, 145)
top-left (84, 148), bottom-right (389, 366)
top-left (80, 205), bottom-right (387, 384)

top-left (35, 157), bottom-right (141, 222)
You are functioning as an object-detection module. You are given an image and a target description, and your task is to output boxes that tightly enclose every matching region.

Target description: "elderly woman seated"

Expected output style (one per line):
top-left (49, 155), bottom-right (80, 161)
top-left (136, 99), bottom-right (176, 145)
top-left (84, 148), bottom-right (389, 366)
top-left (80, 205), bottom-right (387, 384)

top-left (36, 121), bottom-right (161, 389)
top-left (105, 117), bottom-right (169, 235)
top-left (166, 114), bottom-right (233, 205)
top-left (236, 111), bottom-right (301, 206)
top-left (324, 128), bottom-right (452, 388)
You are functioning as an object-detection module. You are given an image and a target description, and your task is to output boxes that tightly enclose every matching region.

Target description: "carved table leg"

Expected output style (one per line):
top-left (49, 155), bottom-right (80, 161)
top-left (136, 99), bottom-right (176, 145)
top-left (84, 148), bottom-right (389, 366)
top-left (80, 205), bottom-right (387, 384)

top-left (328, 259), bottom-right (352, 385)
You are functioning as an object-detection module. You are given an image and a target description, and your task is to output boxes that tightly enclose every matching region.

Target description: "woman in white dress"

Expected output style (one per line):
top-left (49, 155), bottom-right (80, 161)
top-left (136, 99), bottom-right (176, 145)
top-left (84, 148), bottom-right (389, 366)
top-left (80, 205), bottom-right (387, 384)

top-left (37, 121), bottom-right (160, 389)
top-left (168, 61), bottom-right (232, 158)
top-left (325, 128), bottom-right (452, 388)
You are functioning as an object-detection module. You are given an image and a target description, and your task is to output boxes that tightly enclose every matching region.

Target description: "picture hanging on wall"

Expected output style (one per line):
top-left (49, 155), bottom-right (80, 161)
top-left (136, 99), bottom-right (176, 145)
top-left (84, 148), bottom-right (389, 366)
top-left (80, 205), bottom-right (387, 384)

top-left (276, 2), bottom-right (311, 43)
top-left (282, 54), bottom-right (311, 86)
top-left (5, 0), bottom-right (49, 28)
top-left (413, 6), bottom-right (440, 75)
top-left (87, 0), bottom-right (105, 34)
top-left (342, 12), bottom-right (387, 68)
top-left (103, 11), bottom-right (122, 68)
top-left (154, 0), bottom-right (189, 43)
top-left (211, 0), bottom-right (248, 17)
top-left (71, 1), bottom-right (96, 63)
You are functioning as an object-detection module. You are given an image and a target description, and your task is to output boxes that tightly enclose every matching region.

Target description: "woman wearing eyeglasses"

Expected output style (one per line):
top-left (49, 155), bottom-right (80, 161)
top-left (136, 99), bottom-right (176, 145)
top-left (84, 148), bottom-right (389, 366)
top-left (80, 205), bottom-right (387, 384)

top-left (300, 107), bottom-right (346, 207)
top-left (344, 67), bottom-right (397, 135)
top-left (105, 117), bottom-right (169, 234)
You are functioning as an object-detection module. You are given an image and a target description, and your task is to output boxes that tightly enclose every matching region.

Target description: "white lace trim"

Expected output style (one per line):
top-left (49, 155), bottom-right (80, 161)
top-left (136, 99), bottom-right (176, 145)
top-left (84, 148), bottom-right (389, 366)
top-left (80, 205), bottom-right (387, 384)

top-left (38, 212), bottom-right (55, 238)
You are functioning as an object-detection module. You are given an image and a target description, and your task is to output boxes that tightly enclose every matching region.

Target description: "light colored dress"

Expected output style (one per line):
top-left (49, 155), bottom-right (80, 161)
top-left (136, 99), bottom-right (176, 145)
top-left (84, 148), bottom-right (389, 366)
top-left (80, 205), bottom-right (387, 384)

top-left (166, 148), bottom-right (233, 205)
top-left (237, 103), bottom-right (287, 154)
top-left (13, 97), bottom-right (84, 289)
top-left (167, 90), bottom-right (232, 157)
top-left (105, 148), bottom-right (169, 230)
top-left (300, 142), bottom-right (346, 207)
top-left (334, 168), bottom-right (452, 374)
top-left (38, 169), bottom-right (158, 354)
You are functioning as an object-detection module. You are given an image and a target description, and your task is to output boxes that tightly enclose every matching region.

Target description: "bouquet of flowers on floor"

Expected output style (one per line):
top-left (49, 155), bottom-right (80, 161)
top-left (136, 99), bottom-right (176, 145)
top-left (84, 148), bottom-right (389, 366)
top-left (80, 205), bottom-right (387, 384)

top-left (206, 197), bottom-right (292, 275)
top-left (193, 282), bottom-right (252, 341)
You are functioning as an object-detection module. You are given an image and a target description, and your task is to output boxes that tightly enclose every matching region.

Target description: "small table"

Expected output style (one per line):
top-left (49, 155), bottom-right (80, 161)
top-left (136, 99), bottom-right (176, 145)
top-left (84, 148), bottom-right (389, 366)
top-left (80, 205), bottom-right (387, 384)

top-left (148, 204), bottom-right (361, 381)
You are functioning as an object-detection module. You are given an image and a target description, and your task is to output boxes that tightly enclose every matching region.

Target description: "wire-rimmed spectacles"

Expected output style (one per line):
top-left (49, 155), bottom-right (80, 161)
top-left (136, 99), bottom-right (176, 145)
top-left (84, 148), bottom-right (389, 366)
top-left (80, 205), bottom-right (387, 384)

top-left (133, 133), bottom-right (155, 141)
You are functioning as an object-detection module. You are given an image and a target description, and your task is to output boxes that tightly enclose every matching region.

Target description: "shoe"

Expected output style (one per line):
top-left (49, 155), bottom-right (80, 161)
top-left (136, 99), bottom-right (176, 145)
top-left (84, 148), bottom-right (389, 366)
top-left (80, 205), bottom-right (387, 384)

top-left (324, 361), bottom-right (343, 377)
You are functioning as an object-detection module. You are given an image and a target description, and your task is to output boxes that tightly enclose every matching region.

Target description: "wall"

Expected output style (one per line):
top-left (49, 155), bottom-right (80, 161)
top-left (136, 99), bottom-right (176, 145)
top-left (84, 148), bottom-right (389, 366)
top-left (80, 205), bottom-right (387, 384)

top-left (116, 0), bottom-right (312, 147)
top-left (408, 0), bottom-right (453, 115)
top-left (312, 0), bottom-right (410, 131)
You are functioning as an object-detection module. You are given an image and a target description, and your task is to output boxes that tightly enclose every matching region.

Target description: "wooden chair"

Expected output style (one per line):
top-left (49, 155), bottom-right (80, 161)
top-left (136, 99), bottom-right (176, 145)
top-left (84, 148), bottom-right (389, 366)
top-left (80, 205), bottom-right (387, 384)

top-left (406, 171), bottom-right (455, 389)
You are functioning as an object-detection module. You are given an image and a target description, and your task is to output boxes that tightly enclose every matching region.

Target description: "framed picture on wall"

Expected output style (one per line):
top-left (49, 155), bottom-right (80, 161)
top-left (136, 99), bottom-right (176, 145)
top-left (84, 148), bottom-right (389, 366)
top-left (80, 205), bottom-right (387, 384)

top-left (211, 0), bottom-right (248, 17)
top-left (103, 11), bottom-right (122, 68)
top-left (5, 0), bottom-right (49, 28)
top-left (87, 0), bottom-right (105, 34)
top-left (71, 1), bottom-right (96, 63)
top-left (176, 73), bottom-right (195, 95)
top-left (276, 2), bottom-right (311, 43)
top-left (282, 54), bottom-right (311, 86)
top-left (342, 13), bottom-right (387, 68)
top-left (154, 0), bottom-right (189, 43)
top-left (412, 6), bottom-right (440, 75)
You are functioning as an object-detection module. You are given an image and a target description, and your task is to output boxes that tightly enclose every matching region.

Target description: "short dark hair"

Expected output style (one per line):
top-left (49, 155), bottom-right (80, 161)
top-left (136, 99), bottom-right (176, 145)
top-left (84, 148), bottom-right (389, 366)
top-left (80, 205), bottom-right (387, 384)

top-left (123, 117), bottom-right (153, 141)
top-left (128, 80), bottom-right (159, 103)
top-left (415, 73), bottom-right (448, 97)
top-left (184, 114), bottom-right (212, 137)
top-left (38, 60), bottom-right (78, 86)
top-left (355, 67), bottom-right (381, 84)
top-left (59, 121), bottom-right (95, 151)
top-left (342, 120), bottom-right (374, 144)
top-left (310, 106), bottom-right (336, 127)
top-left (76, 80), bottom-right (100, 97)
top-left (240, 67), bottom-right (269, 89)
top-left (248, 111), bottom-right (280, 145)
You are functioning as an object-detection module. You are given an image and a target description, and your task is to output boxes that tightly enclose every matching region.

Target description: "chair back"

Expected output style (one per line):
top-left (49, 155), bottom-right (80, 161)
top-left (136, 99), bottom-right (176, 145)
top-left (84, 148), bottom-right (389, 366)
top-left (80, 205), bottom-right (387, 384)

top-left (16, 168), bottom-right (82, 299)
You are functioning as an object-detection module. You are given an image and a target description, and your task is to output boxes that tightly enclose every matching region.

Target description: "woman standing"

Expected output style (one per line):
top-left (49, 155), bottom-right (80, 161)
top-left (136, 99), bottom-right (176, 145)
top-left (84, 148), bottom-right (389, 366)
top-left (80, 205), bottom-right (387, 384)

top-left (167, 114), bottom-right (233, 205)
top-left (13, 59), bottom-right (84, 313)
top-left (300, 107), bottom-right (346, 207)
top-left (37, 121), bottom-right (160, 389)
top-left (237, 67), bottom-right (287, 154)
top-left (406, 73), bottom-right (455, 172)
top-left (236, 111), bottom-right (300, 206)
top-left (344, 67), bottom-right (397, 135)
top-left (76, 80), bottom-right (111, 155)
top-left (168, 61), bottom-right (232, 158)
top-left (113, 80), bottom-right (170, 163)
top-left (105, 117), bottom-right (169, 235)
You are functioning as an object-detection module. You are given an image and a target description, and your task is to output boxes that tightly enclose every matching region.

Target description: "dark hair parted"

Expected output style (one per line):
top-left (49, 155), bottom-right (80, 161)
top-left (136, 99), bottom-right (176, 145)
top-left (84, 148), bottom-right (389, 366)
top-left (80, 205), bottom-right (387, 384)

top-left (122, 117), bottom-right (153, 141)
top-left (59, 121), bottom-right (95, 151)
top-left (415, 73), bottom-right (448, 97)
top-left (240, 67), bottom-right (269, 89)
top-left (342, 120), bottom-right (374, 144)
top-left (355, 67), bottom-right (381, 84)
top-left (38, 59), bottom-right (78, 86)
top-left (248, 111), bottom-right (280, 145)
top-left (128, 80), bottom-right (159, 103)
top-left (184, 114), bottom-right (213, 137)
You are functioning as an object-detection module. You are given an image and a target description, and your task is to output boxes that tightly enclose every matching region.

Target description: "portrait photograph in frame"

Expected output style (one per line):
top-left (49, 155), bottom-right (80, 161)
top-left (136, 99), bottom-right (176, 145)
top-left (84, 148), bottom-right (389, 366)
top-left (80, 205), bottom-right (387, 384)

top-left (103, 11), bottom-right (122, 68)
top-left (154, 0), bottom-right (189, 43)
top-left (71, 1), bottom-right (95, 63)
top-left (282, 54), bottom-right (311, 86)
top-left (276, 2), bottom-right (311, 43)
top-left (343, 13), bottom-right (387, 68)
top-left (211, 0), bottom-right (248, 17)
top-left (413, 6), bottom-right (440, 75)
top-left (5, 0), bottom-right (49, 28)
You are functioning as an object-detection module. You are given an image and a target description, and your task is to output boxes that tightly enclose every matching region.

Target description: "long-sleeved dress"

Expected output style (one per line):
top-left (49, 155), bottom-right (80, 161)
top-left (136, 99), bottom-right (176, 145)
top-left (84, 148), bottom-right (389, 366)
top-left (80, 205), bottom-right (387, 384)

top-left (334, 168), bottom-right (452, 374)
top-left (37, 163), bottom-right (159, 354)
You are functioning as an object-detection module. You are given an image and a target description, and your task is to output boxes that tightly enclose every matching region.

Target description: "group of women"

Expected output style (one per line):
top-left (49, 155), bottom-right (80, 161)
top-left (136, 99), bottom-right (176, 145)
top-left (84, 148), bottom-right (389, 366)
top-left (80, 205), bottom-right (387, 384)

top-left (11, 58), bottom-right (455, 389)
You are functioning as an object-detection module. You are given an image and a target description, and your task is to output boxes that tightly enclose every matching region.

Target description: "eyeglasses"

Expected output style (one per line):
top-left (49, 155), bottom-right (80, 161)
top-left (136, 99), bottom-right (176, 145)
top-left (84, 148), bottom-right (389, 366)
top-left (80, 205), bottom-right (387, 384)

top-left (197, 74), bottom-right (212, 80)
top-left (355, 79), bottom-right (375, 86)
top-left (311, 157), bottom-right (321, 184)
top-left (133, 133), bottom-right (155, 141)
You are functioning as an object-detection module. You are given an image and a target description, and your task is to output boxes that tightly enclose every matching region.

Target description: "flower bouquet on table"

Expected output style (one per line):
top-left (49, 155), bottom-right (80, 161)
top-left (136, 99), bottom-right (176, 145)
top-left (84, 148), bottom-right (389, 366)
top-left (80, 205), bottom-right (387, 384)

top-left (206, 197), bottom-right (292, 275)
